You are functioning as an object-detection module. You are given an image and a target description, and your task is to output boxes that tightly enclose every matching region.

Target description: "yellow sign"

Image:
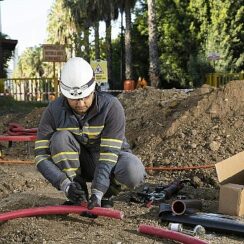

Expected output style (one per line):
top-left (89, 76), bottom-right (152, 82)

top-left (90, 60), bottom-right (108, 84)
top-left (43, 44), bottom-right (66, 62)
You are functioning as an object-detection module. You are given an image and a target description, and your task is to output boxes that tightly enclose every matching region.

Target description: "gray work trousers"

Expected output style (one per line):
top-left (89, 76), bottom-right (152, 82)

top-left (49, 131), bottom-right (146, 189)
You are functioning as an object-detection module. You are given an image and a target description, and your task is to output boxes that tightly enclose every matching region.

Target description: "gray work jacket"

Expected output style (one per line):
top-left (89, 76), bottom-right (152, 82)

top-left (34, 91), bottom-right (128, 193)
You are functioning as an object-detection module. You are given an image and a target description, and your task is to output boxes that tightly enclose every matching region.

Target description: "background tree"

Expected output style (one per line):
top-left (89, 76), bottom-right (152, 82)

top-left (206, 0), bottom-right (244, 72)
top-left (0, 33), bottom-right (16, 78)
top-left (117, 0), bottom-right (137, 81)
top-left (62, 0), bottom-right (90, 59)
top-left (147, 0), bottom-right (160, 87)
top-left (13, 46), bottom-right (47, 78)
top-left (11, 0), bottom-right (243, 89)
top-left (131, 1), bottom-right (149, 81)
top-left (47, 0), bottom-right (75, 52)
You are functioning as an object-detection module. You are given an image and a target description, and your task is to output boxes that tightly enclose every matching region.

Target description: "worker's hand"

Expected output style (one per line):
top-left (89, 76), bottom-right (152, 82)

top-left (87, 194), bottom-right (101, 210)
top-left (66, 182), bottom-right (87, 204)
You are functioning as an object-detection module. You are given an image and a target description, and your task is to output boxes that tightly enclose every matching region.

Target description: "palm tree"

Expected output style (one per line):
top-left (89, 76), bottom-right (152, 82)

top-left (50, 0), bottom-right (120, 86)
top-left (93, 0), bottom-right (119, 87)
top-left (86, 0), bottom-right (102, 60)
top-left (47, 0), bottom-right (76, 58)
top-left (63, 0), bottom-right (91, 60)
top-left (94, 21), bottom-right (100, 59)
top-left (118, 0), bottom-right (137, 81)
top-left (147, 0), bottom-right (160, 87)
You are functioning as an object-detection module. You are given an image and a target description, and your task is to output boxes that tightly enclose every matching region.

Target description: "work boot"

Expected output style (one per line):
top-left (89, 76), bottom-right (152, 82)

top-left (101, 197), bottom-right (114, 208)
top-left (103, 178), bottom-right (123, 199)
top-left (62, 200), bottom-right (77, 206)
top-left (100, 178), bottom-right (121, 208)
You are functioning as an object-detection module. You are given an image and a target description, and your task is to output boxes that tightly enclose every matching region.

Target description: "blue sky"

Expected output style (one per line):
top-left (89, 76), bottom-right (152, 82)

top-left (1, 0), bottom-right (121, 57)
top-left (1, 0), bottom-right (55, 55)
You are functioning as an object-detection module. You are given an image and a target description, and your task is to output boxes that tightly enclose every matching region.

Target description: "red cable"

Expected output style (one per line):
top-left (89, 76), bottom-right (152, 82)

top-left (145, 164), bottom-right (215, 171)
top-left (138, 224), bottom-right (208, 244)
top-left (0, 160), bottom-right (215, 171)
top-left (0, 205), bottom-right (124, 222)
top-left (6, 123), bottom-right (37, 136)
top-left (0, 160), bottom-right (34, 164)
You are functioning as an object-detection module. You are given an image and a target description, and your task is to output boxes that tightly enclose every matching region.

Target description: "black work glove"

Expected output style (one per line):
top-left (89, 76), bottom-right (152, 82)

top-left (66, 182), bottom-right (87, 204)
top-left (87, 194), bottom-right (101, 210)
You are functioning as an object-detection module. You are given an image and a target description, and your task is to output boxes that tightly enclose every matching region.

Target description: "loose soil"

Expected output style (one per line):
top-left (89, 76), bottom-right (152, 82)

top-left (0, 80), bottom-right (243, 243)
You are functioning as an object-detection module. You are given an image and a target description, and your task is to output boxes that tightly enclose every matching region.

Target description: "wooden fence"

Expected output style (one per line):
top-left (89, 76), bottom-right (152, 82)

top-left (205, 73), bottom-right (244, 87)
top-left (0, 78), bottom-right (59, 102)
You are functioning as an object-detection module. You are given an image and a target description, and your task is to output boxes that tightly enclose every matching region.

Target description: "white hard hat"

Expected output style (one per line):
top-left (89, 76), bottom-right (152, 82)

top-left (60, 57), bottom-right (95, 99)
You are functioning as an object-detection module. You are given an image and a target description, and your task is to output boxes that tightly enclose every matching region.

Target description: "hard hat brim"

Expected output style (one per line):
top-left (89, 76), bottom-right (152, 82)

top-left (60, 81), bottom-right (96, 99)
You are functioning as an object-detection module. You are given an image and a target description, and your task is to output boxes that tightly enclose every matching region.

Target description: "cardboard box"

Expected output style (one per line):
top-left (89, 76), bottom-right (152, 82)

top-left (215, 151), bottom-right (244, 216)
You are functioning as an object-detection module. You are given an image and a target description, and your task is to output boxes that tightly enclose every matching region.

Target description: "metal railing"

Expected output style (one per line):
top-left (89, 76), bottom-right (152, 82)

top-left (0, 78), bottom-right (59, 102)
top-left (206, 73), bottom-right (244, 87)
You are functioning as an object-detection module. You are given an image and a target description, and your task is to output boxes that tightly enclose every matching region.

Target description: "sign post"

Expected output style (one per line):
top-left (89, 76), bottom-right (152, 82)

top-left (90, 60), bottom-right (108, 85)
top-left (42, 44), bottom-right (66, 98)
top-left (207, 52), bottom-right (221, 70)
top-left (43, 44), bottom-right (66, 63)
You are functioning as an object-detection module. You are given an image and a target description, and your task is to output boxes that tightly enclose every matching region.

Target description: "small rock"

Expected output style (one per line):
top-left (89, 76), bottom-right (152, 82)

top-left (191, 129), bottom-right (197, 136)
top-left (227, 146), bottom-right (235, 154)
top-left (179, 133), bottom-right (185, 139)
top-left (192, 176), bottom-right (203, 187)
top-left (209, 141), bottom-right (221, 151)
top-left (190, 143), bottom-right (197, 149)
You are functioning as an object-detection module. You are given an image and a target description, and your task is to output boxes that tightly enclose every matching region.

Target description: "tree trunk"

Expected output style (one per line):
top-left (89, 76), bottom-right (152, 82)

top-left (84, 27), bottom-right (90, 62)
top-left (105, 19), bottom-right (113, 87)
top-left (120, 10), bottom-right (125, 86)
top-left (75, 32), bottom-right (82, 57)
top-left (125, 1), bottom-right (132, 80)
top-left (148, 0), bottom-right (160, 87)
top-left (94, 21), bottom-right (100, 60)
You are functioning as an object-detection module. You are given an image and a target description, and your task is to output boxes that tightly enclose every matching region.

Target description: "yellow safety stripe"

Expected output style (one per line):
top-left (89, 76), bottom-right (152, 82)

top-left (35, 154), bottom-right (50, 165)
top-left (56, 125), bottom-right (104, 138)
top-left (66, 172), bottom-right (76, 178)
top-left (35, 140), bottom-right (49, 149)
top-left (99, 152), bottom-right (118, 162)
top-left (83, 125), bottom-right (104, 135)
top-left (52, 151), bottom-right (79, 159)
top-left (100, 144), bottom-right (121, 149)
top-left (63, 168), bottom-right (78, 172)
top-left (54, 157), bottom-right (79, 164)
top-left (101, 138), bottom-right (123, 143)
top-left (73, 132), bottom-right (83, 136)
top-left (99, 158), bottom-right (117, 164)
top-left (100, 138), bottom-right (123, 149)
top-left (52, 152), bottom-right (79, 164)
top-left (57, 127), bottom-right (79, 131)
top-left (57, 127), bottom-right (82, 135)
top-left (83, 132), bottom-right (101, 135)
top-left (83, 125), bottom-right (104, 130)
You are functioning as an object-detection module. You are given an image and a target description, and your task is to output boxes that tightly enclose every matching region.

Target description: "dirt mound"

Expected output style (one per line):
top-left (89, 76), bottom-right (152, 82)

top-left (119, 80), bottom-right (244, 166)
top-left (118, 80), bottom-right (244, 187)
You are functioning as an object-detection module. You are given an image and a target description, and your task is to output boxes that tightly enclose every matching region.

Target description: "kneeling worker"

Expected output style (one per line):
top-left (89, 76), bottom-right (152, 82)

top-left (34, 57), bottom-right (146, 209)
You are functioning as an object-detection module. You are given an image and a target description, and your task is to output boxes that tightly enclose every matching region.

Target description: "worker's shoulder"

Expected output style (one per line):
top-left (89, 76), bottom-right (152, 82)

top-left (97, 91), bottom-right (120, 104)
top-left (46, 96), bottom-right (66, 111)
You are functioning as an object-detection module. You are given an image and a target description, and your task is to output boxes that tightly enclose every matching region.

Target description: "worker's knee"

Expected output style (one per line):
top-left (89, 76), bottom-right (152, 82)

top-left (50, 130), bottom-right (72, 144)
top-left (114, 152), bottom-right (146, 189)
top-left (50, 131), bottom-right (79, 152)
